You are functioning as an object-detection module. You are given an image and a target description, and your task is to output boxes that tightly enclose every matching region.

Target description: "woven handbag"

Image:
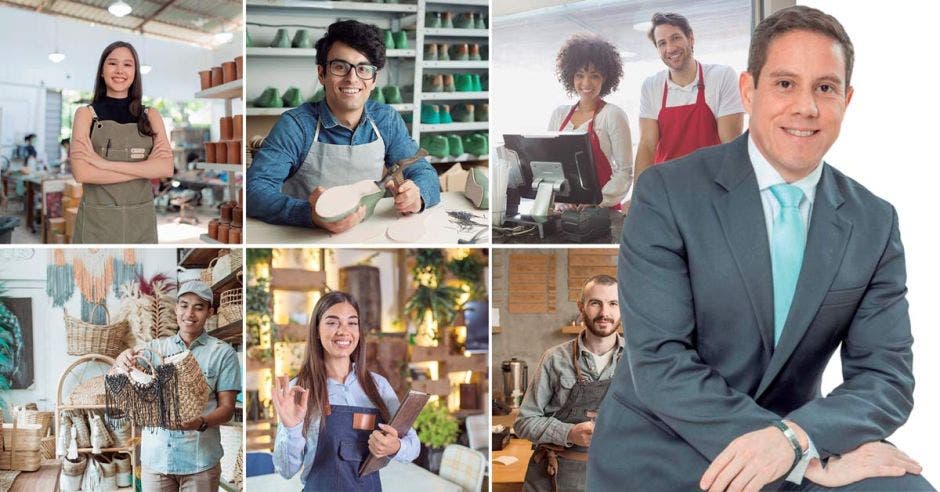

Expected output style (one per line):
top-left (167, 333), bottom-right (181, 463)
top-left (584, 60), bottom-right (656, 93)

top-left (105, 348), bottom-right (210, 429)
top-left (217, 284), bottom-right (242, 327)
top-left (64, 305), bottom-right (129, 358)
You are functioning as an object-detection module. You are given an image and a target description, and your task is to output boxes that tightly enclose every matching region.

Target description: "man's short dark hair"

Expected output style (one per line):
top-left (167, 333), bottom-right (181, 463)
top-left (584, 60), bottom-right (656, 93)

top-left (580, 274), bottom-right (617, 304)
top-left (555, 33), bottom-right (624, 98)
top-left (315, 20), bottom-right (386, 70)
top-left (647, 12), bottom-right (693, 45)
top-left (748, 5), bottom-right (854, 88)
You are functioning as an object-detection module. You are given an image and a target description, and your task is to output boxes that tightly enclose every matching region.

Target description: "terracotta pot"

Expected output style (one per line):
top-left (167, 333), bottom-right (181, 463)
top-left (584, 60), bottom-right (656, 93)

top-left (222, 61), bottom-right (236, 83)
top-left (228, 226), bottom-right (241, 244)
top-left (208, 218), bottom-right (219, 240)
top-left (235, 56), bottom-right (243, 80)
top-left (210, 66), bottom-right (223, 87)
top-left (198, 70), bottom-right (212, 90)
top-left (204, 142), bottom-right (216, 163)
top-left (233, 115), bottom-right (243, 140)
top-left (220, 116), bottom-right (233, 141)
top-left (226, 140), bottom-right (241, 165)
top-left (214, 142), bottom-right (226, 163)
top-left (220, 201), bottom-right (234, 224)
top-left (217, 223), bottom-right (230, 244)
top-left (232, 206), bottom-right (243, 227)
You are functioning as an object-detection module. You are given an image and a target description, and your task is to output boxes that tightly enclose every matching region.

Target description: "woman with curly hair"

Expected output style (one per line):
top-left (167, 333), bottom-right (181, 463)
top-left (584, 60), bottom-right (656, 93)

top-left (548, 33), bottom-right (633, 211)
top-left (69, 41), bottom-right (173, 243)
top-left (271, 291), bottom-right (419, 491)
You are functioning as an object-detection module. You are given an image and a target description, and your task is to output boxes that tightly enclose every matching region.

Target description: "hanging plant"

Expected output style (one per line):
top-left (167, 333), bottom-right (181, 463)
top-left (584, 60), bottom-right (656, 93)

top-left (117, 272), bottom-right (178, 346)
top-left (246, 249), bottom-right (272, 269)
top-left (405, 284), bottom-right (463, 332)
top-left (447, 254), bottom-right (487, 302)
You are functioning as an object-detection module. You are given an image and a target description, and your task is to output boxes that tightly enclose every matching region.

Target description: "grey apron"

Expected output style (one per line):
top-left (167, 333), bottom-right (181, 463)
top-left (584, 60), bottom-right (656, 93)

top-left (282, 117), bottom-right (386, 199)
top-left (523, 337), bottom-right (620, 492)
top-left (72, 105), bottom-right (157, 244)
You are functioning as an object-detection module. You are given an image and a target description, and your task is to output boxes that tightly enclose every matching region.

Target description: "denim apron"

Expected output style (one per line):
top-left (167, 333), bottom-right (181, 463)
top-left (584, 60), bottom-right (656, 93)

top-left (304, 404), bottom-right (383, 492)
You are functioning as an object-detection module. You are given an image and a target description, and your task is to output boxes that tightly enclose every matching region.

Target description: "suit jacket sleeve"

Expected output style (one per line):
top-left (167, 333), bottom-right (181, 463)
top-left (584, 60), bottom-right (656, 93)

top-left (620, 168), bottom-right (780, 460)
top-left (785, 207), bottom-right (914, 457)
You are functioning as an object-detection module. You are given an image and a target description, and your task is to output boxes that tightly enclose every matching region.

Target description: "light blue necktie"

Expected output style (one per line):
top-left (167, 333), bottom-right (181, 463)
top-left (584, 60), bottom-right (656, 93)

top-left (770, 184), bottom-right (805, 345)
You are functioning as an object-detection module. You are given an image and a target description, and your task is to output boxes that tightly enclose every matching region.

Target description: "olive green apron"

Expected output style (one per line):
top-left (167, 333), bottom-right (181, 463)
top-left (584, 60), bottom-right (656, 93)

top-left (72, 105), bottom-right (158, 244)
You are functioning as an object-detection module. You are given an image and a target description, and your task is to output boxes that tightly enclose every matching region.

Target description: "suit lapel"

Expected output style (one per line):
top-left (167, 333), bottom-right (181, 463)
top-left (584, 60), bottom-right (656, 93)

top-left (755, 164), bottom-right (852, 398)
top-left (712, 135), bottom-right (775, 358)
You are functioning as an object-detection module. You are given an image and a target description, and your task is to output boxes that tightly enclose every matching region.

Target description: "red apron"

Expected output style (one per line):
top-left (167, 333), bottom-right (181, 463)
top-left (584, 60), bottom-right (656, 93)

top-left (654, 62), bottom-right (721, 164)
top-left (559, 100), bottom-right (620, 210)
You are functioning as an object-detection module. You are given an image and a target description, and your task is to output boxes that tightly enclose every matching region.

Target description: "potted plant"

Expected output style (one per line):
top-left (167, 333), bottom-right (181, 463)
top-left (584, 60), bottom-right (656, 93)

top-left (413, 400), bottom-right (459, 473)
top-left (405, 250), bottom-right (463, 344)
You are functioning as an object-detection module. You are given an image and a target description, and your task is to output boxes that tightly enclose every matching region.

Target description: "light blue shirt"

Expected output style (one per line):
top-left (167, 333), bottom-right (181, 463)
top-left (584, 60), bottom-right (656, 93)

top-left (273, 369), bottom-right (420, 485)
top-left (139, 331), bottom-right (241, 475)
top-left (747, 136), bottom-right (821, 484)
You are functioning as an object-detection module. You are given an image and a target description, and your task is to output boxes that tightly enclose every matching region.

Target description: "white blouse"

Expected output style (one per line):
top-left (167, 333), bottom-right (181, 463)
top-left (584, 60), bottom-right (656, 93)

top-left (548, 102), bottom-right (633, 208)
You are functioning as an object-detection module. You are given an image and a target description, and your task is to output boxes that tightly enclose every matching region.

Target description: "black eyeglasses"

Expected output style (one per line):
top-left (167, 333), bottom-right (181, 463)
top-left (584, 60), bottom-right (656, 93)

top-left (327, 59), bottom-right (378, 80)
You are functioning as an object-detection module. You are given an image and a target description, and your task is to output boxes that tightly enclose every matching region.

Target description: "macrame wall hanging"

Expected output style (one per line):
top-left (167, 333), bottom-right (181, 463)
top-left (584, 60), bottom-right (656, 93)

top-left (74, 250), bottom-right (115, 324)
top-left (105, 360), bottom-right (183, 429)
top-left (46, 249), bottom-right (74, 307)
top-left (112, 250), bottom-right (142, 298)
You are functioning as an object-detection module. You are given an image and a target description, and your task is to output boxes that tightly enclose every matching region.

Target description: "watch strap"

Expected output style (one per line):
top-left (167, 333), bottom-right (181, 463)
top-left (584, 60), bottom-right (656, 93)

top-left (771, 420), bottom-right (802, 472)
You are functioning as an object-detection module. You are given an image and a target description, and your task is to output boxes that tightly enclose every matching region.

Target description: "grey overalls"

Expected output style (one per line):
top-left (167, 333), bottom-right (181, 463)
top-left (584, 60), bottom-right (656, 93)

top-left (72, 105), bottom-right (157, 243)
top-left (523, 337), bottom-right (620, 492)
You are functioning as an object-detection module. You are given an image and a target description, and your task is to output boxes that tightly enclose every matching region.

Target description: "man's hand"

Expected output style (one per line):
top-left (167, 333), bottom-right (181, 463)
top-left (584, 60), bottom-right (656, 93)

top-left (567, 421), bottom-right (594, 447)
top-left (699, 425), bottom-right (798, 492)
top-left (368, 423), bottom-right (402, 458)
top-left (176, 416), bottom-right (205, 431)
top-left (805, 442), bottom-right (922, 487)
top-left (385, 179), bottom-right (422, 214)
top-left (110, 348), bottom-right (141, 374)
top-left (308, 186), bottom-right (365, 233)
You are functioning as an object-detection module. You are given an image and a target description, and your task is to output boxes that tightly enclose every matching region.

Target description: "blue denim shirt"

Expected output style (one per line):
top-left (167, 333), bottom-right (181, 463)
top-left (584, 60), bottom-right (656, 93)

top-left (139, 331), bottom-right (241, 475)
top-left (272, 370), bottom-right (420, 485)
top-left (246, 100), bottom-right (441, 227)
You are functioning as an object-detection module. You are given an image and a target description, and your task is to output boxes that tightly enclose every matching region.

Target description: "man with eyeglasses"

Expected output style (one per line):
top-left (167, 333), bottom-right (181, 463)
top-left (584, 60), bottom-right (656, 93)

top-left (247, 20), bottom-right (440, 233)
top-left (633, 12), bottom-right (744, 187)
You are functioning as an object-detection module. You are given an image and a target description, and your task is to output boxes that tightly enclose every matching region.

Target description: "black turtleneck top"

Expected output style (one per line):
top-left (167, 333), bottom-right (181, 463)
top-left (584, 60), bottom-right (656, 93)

top-left (91, 95), bottom-right (136, 124)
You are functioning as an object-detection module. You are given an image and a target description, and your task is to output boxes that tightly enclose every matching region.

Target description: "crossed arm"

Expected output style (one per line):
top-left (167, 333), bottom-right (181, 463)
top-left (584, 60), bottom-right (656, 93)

top-left (623, 170), bottom-right (921, 491)
top-left (69, 106), bottom-right (174, 184)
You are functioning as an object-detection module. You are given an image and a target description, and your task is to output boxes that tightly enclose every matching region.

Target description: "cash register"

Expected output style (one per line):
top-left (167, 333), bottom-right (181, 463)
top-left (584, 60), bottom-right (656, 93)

top-left (501, 132), bottom-right (611, 242)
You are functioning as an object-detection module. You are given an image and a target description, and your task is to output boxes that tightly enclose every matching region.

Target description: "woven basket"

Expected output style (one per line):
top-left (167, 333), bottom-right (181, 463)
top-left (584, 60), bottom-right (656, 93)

top-left (39, 436), bottom-right (56, 460)
top-left (218, 287), bottom-right (242, 327)
top-left (202, 257), bottom-right (218, 285)
top-left (63, 411), bottom-right (91, 449)
top-left (106, 349), bottom-right (209, 429)
top-left (220, 424), bottom-right (243, 483)
top-left (18, 410), bottom-right (54, 437)
top-left (212, 254), bottom-right (232, 286)
top-left (64, 305), bottom-right (129, 358)
top-left (0, 449), bottom-right (40, 471)
top-left (66, 376), bottom-right (107, 406)
top-left (61, 453), bottom-right (87, 477)
top-left (230, 248), bottom-right (243, 272)
top-left (1, 422), bottom-right (42, 452)
top-left (106, 416), bottom-right (132, 447)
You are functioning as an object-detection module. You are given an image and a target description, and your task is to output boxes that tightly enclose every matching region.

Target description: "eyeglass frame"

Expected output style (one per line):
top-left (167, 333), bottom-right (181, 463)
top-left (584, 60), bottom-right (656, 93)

top-left (324, 58), bottom-right (379, 80)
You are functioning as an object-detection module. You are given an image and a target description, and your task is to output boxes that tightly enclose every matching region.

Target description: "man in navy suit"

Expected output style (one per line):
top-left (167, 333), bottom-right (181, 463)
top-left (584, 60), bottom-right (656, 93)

top-left (588, 6), bottom-right (933, 491)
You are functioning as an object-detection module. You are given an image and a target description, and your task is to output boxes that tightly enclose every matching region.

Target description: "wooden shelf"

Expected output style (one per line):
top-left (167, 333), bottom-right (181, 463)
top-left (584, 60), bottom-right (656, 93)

top-left (212, 267), bottom-right (243, 306)
top-left (422, 61), bottom-right (488, 69)
top-left (248, 104), bottom-right (412, 116)
top-left (421, 91), bottom-right (488, 100)
top-left (561, 325), bottom-right (583, 334)
top-left (248, 47), bottom-right (415, 58)
top-left (200, 233), bottom-right (225, 244)
top-left (419, 121), bottom-right (488, 132)
top-left (195, 79), bottom-right (243, 100)
top-left (246, 0), bottom-right (418, 14)
top-left (196, 162), bottom-right (243, 172)
top-left (179, 248), bottom-right (223, 268)
top-left (210, 319), bottom-right (243, 344)
top-left (424, 28), bottom-right (489, 38)
top-left (425, 153), bottom-right (488, 164)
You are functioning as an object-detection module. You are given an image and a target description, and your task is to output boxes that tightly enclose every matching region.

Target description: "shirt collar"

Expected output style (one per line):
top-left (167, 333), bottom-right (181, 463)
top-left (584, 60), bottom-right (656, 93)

top-left (747, 134), bottom-right (822, 205)
top-left (666, 61), bottom-right (701, 90)
top-left (327, 362), bottom-right (359, 386)
top-left (578, 331), bottom-right (625, 356)
top-left (172, 330), bottom-right (209, 349)
top-left (315, 99), bottom-right (372, 131)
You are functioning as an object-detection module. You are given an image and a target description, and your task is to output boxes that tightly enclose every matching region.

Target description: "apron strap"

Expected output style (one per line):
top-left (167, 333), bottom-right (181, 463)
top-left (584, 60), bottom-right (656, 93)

top-left (314, 119), bottom-right (322, 141)
top-left (587, 100), bottom-right (605, 135)
top-left (661, 62), bottom-right (705, 110)
top-left (571, 336), bottom-right (586, 383)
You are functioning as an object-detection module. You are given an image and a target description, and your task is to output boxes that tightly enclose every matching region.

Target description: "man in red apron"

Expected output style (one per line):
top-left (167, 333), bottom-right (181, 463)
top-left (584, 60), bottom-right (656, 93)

top-left (634, 12), bottom-right (745, 185)
top-left (514, 275), bottom-right (623, 492)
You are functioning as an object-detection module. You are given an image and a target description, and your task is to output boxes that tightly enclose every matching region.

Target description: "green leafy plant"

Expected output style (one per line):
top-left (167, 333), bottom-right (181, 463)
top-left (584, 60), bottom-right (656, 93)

top-left (411, 249), bottom-right (445, 285)
top-left (447, 255), bottom-right (487, 302)
top-left (0, 281), bottom-right (25, 410)
top-left (246, 277), bottom-right (274, 351)
top-left (405, 284), bottom-right (463, 332)
top-left (246, 249), bottom-right (273, 269)
top-left (413, 400), bottom-right (459, 449)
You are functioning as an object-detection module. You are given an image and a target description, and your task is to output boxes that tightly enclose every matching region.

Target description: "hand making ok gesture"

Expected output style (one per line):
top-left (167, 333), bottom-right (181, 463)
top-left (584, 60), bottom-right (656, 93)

top-left (272, 375), bottom-right (309, 428)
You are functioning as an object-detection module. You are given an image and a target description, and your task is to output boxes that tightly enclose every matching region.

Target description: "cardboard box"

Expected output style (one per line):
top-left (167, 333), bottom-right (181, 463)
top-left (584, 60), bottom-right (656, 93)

top-left (65, 207), bottom-right (78, 237)
top-left (65, 181), bottom-right (83, 198)
top-left (62, 196), bottom-right (80, 210)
